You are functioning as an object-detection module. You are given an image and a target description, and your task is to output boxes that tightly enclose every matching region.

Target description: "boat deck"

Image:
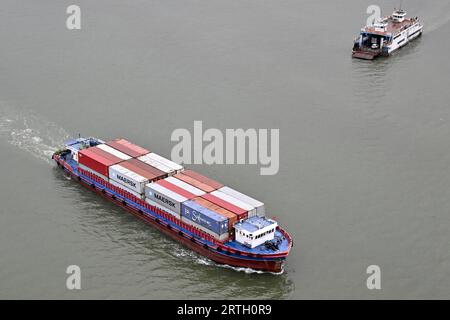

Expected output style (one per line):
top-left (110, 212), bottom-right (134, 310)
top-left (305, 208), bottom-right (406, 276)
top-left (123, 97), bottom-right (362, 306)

top-left (364, 17), bottom-right (417, 36)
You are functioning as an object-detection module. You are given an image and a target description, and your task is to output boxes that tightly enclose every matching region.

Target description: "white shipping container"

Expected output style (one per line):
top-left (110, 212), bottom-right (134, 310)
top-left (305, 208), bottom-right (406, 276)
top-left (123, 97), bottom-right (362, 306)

top-left (109, 164), bottom-right (148, 194)
top-left (79, 163), bottom-right (108, 182)
top-left (210, 190), bottom-right (257, 217)
top-left (164, 176), bottom-right (205, 196)
top-left (145, 153), bottom-right (184, 173)
top-left (109, 178), bottom-right (145, 200)
top-left (138, 154), bottom-right (175, 174)
top-left (181, 217), bottom-right (229, 241)
top-left (97, 144), bottom-right (132, 160)
top-left (218, 186), bottom-right (265, 217)
top-left (145, 198), bottom-right (180, 219)
top-left (145, 182), bottom-right (187, 214)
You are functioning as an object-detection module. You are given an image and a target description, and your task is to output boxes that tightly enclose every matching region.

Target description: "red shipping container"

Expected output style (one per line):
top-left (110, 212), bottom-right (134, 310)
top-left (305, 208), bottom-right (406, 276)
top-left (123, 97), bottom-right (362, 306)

top-left (156, 179), bottom-right (197, 200)
top-left (127, 158), bottom-right (166, 179)
top-left (89, 146), bottom-right (123, 164)
top-left (182, 170), bottom-right (223, 190)
top-left (174, 173), bottom-right (215, 193)
top-left (106, 138), bottom-right (150, 158)
top-left (119, 161), bottom-right (158, 181)
top-left (201, 193), bottom-right (248, 220)
top-left (78, 148), bottom-right (118, 177)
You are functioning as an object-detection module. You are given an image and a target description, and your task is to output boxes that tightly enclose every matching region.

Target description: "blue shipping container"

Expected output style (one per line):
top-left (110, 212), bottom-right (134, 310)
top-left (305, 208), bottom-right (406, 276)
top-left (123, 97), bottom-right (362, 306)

top-left (181, 200), bottom-right (228, 235)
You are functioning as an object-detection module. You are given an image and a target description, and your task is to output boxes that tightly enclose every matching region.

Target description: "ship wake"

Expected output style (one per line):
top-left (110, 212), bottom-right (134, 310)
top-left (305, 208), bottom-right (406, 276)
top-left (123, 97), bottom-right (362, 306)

top-left (0, 103), bottom-right (70, 164)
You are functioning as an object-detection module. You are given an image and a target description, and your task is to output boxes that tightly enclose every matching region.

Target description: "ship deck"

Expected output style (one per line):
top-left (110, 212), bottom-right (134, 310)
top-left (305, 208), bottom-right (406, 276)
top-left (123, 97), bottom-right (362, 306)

top-left (364, 17), bottom-right (417, 36)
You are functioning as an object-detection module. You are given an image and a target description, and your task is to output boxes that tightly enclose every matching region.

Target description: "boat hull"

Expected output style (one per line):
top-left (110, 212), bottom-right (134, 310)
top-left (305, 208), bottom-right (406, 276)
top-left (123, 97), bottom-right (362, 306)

top-left (53, 156), bottom-right (287, 273)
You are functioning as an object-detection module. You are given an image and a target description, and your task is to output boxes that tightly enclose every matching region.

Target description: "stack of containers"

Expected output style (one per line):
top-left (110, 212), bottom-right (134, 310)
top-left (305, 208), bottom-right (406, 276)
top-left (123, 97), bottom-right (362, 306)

top-left (144, 178), bottom-right (198, 218)
top-left (138, 154), bottom-right (179, 176)
top-left (218, 186), bottom-right (265, 217)
top-left (108, 164), bottom-right (148, 199)
top-left (106, 138), bottom-right (150, 158)
top-left (193, 197), bottom-right (237, 236)
top-left (210, 190), bottom-right (257, 218)
top-left (202, 193), bottom-right (249, 221)
top-left (78, 145), bottom-right (129, 181)
top-left (179, 170), bottom-right (223, 190)
top-left (181, 200), bottom-right (229, 241)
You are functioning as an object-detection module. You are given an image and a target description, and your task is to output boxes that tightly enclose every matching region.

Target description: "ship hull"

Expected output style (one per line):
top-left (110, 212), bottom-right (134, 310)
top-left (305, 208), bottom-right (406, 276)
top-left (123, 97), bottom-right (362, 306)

top-left (53, 156), bottom-right (287, 273)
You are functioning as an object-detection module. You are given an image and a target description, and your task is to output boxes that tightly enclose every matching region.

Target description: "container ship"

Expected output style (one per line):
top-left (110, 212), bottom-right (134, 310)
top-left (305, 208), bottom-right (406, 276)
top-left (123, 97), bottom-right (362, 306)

top-left (52, 137), bottom-right (292, 273)
top-left (352, 8), bottom-right (423, 60)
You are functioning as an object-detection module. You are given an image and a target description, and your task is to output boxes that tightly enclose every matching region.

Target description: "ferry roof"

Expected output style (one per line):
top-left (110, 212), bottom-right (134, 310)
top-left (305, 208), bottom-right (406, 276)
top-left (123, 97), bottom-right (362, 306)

top-left (234, 216), bottom-right (276, 233)
top-left (363, 16), bottom-right (417, 36)
top-left (65, 137), bottom-right (102, 151)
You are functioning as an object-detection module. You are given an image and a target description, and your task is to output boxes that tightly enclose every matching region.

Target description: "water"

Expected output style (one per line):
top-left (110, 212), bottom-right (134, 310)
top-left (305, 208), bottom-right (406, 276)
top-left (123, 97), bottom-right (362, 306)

top-left (1, 0), bottom-right (449, 299)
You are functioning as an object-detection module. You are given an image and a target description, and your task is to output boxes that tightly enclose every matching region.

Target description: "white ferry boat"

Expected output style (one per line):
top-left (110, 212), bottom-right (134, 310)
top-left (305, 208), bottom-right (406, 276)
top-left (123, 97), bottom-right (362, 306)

top-left (352, 8), bottom-right (423, 60)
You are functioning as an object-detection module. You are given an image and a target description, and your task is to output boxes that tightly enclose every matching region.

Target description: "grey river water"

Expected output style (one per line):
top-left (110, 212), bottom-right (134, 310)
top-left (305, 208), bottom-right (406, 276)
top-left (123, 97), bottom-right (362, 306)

top-left (1, 0), bottom-right (450, 299)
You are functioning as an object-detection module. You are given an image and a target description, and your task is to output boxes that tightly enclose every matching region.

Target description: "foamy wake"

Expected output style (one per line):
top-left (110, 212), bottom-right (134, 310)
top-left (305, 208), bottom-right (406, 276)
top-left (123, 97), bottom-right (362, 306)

top-left (0, 103), bottom-right (70, 164)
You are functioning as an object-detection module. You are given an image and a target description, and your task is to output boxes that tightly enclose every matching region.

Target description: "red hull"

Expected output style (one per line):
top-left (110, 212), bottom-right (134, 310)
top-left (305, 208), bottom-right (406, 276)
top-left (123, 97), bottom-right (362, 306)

top-left (54, 157), bottom-right (288, 273)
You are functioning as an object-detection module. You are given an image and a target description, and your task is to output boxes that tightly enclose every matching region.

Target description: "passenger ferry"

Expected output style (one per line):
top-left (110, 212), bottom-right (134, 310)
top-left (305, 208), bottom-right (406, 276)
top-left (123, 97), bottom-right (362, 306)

top-left (352, 8), bottom-right (423, 60)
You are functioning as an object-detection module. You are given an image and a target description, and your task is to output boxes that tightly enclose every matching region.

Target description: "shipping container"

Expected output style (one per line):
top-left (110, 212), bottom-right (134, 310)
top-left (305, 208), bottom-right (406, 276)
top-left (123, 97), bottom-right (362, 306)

top-left (78, 163), bottom-right (108, 181)
top-left (201, 193), bottom-right (248, 220)
top-left (156, 179), bottom-right (197, 200)
top-left (144, 153), bottom-right (184, 173)
top-left (181, 200), bottom-right (229, 236)
top-left (89, 146), bottom-right (124, 164)
top-left (109, 178), bottom-right (145, 200)
top-left (211, 190), bottom-right (257, 217)
top-left (145, 198), bottom-right (180, 219)
top-left (96, 144), bottom-right (132, 160)
top-left (145, 182), bottom-right (188, 214)
top-left (138, 154), bottom-right (175, 174)
top-left (109, 164), bottom-right (148, 194)
top-left (106, 138), bottom-right (150, 158)
top-left (127, 158), bottom-right (166, 179)
top-left (181, 216), bottom-right (229, 242)
top-left (193, 197), bottom-right (238, 231)
top-left (119, 160), bottom-right (158, 181)
top-left (173, 173), bottom-right (215, 193)
top-left (218, 186), bottom-right (265, 217)
top-left (78, 148), bottom-right (120, 177)
top-left (182, 170), bottom-right (223, 190)
top-left (164, 176), bottom-right (205, 196)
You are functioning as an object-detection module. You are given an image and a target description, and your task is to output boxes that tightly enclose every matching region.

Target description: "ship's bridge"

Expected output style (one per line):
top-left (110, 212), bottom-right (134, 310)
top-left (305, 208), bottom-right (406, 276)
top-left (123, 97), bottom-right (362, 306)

top-left (234, 216), bottom-right (278, 249)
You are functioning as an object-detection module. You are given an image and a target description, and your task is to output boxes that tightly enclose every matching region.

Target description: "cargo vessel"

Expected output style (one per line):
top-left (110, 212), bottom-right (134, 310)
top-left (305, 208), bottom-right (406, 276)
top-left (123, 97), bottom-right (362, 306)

top-left (52, 137), bottom-right (292, 273)
top-left (352, 8), bottom-right (423, 60)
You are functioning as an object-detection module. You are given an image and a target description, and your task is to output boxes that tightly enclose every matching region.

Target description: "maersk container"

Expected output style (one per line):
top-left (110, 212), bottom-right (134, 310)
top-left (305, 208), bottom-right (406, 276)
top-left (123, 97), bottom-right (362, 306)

top-left (109, 178), bottom-right (145, 200)
top-left (182, 170), bottom-right (223, 190)
top-left (210, 190), bottom-right (257, 217)
top-left (138, 154), bottom-right (175, 174)
top-left (78, 148), bottom-right (119, 177)
top-left (109, 164), bottom-right (148, 194)
top-left (145, 182), bottom-right (188, 214)
top-left (96, 144), bottom-right (132, 161)
top-left (106, 138), bottom-right (150, 158)
top-left (174, 173), bottom-right (215, 193)
top-left (164, 176), bottom-right (205, 196)
top-left (144, 153), bottom-right (183, 173)
top-left (145, 198), bottom-right (180, 219)
top-left (218, 186), bottom-right (265, 217)
top-left (181, 216), bottom-right (229, 241)
top-left (181, 200), bottom-right (228, 235)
